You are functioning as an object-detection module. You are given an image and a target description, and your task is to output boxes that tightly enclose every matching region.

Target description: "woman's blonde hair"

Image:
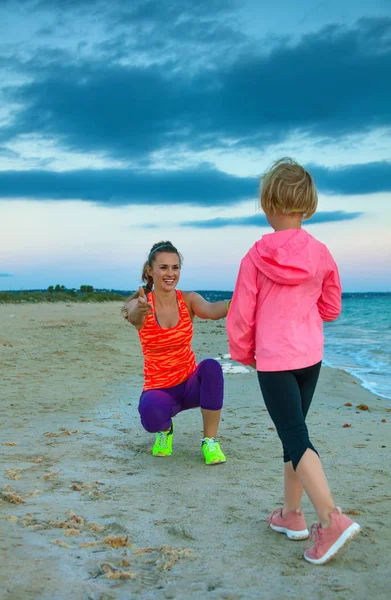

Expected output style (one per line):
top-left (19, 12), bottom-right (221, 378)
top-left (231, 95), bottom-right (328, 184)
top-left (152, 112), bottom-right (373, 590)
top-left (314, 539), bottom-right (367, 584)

top-left (260, 158), bottom-right (318, 220)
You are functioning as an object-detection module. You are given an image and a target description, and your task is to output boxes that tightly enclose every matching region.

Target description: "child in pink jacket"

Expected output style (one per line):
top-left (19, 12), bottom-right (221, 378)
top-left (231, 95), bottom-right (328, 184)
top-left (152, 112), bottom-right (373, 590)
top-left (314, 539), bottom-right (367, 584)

top-left (226, 158), bottom-right (360, 565)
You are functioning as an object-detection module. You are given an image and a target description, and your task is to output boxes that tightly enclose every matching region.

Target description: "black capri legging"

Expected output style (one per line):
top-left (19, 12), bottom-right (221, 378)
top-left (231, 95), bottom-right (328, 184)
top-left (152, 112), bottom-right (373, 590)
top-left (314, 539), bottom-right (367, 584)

top-left (257, 361), bottom-right (322, 470)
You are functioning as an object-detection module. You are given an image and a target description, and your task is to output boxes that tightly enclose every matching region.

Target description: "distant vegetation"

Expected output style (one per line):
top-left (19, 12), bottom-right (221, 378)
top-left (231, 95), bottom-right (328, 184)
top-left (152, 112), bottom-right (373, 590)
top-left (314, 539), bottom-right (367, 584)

top-left (0, 285), bottom-right (131, 304)
top-left (1, 287), bottom-right (388, 305)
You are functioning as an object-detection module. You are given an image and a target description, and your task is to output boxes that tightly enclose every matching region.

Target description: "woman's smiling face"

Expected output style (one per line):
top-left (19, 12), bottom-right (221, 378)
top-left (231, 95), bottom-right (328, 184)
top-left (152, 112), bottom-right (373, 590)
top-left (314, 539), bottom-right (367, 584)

top-left (148, 251), bottom-right (181, 292)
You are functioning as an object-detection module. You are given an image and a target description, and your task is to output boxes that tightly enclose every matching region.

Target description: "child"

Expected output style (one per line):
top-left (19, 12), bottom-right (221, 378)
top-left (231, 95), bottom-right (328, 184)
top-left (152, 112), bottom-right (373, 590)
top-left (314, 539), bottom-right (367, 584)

top-left (226, 158), bottom-right (361, 565)
top-left (122, 241), bottom-right (228, 465)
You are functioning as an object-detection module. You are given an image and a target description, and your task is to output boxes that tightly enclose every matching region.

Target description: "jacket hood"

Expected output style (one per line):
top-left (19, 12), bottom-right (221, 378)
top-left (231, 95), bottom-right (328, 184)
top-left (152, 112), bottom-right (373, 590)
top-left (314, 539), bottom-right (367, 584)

top-left (249, 229), bottom-right (321, 285)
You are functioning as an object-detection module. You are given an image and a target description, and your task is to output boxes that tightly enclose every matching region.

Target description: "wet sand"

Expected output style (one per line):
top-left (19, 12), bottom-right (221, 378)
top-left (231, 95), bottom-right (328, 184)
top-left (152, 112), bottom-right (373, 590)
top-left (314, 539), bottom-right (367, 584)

top-left (0, 302), bottom-right (390, 600)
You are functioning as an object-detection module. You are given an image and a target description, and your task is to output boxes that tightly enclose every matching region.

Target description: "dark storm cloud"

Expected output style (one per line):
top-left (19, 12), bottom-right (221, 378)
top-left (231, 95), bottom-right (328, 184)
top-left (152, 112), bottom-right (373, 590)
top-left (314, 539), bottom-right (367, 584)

top-left (310, 161), bottom-right (391, 195)
top-left (0, 166), bottom-right (257, 206)
top-left (179, 211), bottom-right (363, 229)
top-left (1, 17), bottom-right (390, 161)
top-left (0, 161), bottom-right (388, 205)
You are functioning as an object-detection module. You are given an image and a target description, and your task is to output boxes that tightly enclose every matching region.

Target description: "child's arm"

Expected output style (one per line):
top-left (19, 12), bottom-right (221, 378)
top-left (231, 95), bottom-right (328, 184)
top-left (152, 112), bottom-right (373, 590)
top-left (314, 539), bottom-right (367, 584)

top-left (226, 256), bottom-right (258, 365)
top-left (317, 251), bottom-right (342, 322)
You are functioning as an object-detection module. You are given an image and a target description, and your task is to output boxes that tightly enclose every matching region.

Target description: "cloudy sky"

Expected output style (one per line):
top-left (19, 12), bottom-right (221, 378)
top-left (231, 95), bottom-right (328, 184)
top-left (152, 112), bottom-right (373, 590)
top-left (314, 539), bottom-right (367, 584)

top-left (1, 0), bottom-right (390, 292)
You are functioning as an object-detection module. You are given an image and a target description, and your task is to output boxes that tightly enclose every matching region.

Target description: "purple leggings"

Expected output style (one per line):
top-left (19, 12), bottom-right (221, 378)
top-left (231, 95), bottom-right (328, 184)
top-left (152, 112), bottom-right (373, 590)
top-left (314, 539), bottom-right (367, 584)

top-left (138, 359), bottom-right (224, 433)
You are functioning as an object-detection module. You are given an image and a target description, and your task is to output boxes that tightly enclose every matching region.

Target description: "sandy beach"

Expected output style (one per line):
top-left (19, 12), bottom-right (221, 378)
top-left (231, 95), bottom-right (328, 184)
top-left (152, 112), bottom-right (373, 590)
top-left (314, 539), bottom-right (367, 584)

top-left (0, 302), bottom-right (390, 600)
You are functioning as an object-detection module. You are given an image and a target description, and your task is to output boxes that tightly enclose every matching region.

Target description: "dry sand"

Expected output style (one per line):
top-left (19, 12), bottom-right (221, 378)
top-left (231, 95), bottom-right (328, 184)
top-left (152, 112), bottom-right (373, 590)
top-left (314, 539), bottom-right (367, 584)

top-left (0, 302), bottom-right (390, 600)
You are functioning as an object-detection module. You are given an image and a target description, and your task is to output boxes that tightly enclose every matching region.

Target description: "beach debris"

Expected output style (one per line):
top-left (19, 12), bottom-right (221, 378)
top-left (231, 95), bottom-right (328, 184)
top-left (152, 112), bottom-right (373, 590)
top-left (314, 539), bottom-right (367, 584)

top-left (381, 419), bottom-right (387, 423)
top-left (66, 510), bottom-right (84, 523)
top-left (80, 418), bottom-right (92, 422)
top-left (95, 563), bottom-right (136, 580)
top-left (22, 515), bottom-right (39, 527)
top-left (50, 511), bottom-right (85, 530)
top-left (129, 545), bottom-right (193, 570)
top-left (344, 403), bottom-right (352, 407)
top-left (50, 521), bottom-right (73, 529)
top-left (221, 364), bottom-right (250, 374)
top-left (268, 427), bottom-right (275, 431)
top-left (342, 423), bottom-right (352, 428)
top-left (30, 457), bottom-right (44, 463)
top-left (88, 522), bottom-right (105, 532)
top-left (346, 509), bottom-right (360, 516)
top-left (1, 490), bottom-right (25, 504)
top-left (155, 545), bottom-right (193, 571)
top-left (3, 442), bottom-right (17, 446)
top-left (23, 490), bottom-right (43, 499)
top-left (64, 528), bottom-right (80, 536)
top-left (42, 471), bottom-right (60, 480)
top-left (80, 541), bottom-right (100, 548)
top-left (70, 481), bottom-right (94, 491)
top-left (121, 559), bottom-right (131, 567)
top-left (104, 535), bottom-right (129, 548)
top-left (52, 539), bottom-right (71, 548)
top-left (5, 468), bottom-right (22, 480)
top-left (44, 428), bottom-right (79, 438)
top-left (6, 515), bottom-right (18, 522)
top-left (357, 404), bottom-right (369, 411)
top-left (134, 547), bottom-right (156, 555)
top-left (0, 485), bottom-right (25, 504)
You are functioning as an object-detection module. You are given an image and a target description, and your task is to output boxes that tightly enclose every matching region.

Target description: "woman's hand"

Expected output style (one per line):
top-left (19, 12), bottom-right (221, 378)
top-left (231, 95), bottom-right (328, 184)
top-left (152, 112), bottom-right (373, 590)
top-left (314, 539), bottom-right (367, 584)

top-left (136, 287), bottom-right (153, 318)
top-left (123, 287), bottom-right (153, 329)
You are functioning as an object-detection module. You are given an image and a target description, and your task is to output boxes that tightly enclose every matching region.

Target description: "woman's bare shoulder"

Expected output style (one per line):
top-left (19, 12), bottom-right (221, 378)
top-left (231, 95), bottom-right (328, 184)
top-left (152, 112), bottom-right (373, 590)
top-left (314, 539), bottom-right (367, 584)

top-left (181, 291), bottom-right (196, 318)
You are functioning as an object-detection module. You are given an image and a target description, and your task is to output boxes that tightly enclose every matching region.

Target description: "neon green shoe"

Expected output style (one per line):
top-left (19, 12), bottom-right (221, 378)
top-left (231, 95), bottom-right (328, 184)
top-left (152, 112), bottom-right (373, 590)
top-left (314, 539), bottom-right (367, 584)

top-left (202, 437), bottom-right (226, 465)
top-left (152, 423), bottom-right (174, 457)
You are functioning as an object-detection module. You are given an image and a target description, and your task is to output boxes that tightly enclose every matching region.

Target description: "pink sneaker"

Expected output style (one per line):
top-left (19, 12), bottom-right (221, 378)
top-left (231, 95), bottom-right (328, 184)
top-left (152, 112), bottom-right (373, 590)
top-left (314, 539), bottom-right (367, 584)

top-left (267, 508), bottom-right (309, 540)
top-left (304, 507), bottom-right (361, 565)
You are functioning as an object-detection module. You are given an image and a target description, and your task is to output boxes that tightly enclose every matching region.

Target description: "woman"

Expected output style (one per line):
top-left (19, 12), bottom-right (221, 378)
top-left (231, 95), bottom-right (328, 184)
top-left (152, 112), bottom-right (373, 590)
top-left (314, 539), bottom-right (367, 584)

top-left (122, 241), bottom-right (229, 465)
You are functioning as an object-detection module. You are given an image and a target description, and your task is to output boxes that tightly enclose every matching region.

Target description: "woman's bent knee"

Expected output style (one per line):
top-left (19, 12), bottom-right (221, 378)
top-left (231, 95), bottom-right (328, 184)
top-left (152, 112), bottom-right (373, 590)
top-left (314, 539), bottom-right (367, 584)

top-left (138, 391), bottom-right (172, 433)
top-left (197, 359), bottom-right (224, 411)
top-left (198, 358), bottom-right (223, 379)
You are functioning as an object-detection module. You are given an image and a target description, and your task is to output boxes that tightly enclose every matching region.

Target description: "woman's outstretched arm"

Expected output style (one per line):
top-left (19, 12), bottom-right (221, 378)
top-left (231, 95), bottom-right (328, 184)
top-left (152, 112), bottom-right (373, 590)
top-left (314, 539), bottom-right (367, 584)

top-left (186, 292), bottom-right (229, 321)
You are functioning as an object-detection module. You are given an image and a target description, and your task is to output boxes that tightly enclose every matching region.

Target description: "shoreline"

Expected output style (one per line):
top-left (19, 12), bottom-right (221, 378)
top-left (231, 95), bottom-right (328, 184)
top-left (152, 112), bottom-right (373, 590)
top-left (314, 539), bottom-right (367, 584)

top-left (322, 360), bottom-right (391, 405)
top-left (1, 302), bottom-right (390, 599)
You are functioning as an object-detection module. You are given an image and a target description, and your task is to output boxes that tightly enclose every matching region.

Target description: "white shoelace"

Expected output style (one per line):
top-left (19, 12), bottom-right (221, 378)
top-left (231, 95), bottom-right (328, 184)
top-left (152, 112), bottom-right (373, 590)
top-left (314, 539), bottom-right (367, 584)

top-left (156, 432), bottom-right (169, 448)
top-left (202, 437), bottom-right (218, 451)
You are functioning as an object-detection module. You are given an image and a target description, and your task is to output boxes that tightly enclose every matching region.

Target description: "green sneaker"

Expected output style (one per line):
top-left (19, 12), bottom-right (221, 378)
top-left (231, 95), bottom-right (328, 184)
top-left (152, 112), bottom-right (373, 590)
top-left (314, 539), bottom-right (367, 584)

top-left (202, 437), bottom-right (226, 465)
top-left (152, 423), bottom-right (174, 457)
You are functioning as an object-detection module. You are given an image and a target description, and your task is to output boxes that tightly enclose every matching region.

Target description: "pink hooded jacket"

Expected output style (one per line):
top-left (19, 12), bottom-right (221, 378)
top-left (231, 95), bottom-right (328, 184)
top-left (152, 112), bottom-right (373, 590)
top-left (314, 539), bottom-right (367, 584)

top-left (226, 229), bottom-right (342, 371)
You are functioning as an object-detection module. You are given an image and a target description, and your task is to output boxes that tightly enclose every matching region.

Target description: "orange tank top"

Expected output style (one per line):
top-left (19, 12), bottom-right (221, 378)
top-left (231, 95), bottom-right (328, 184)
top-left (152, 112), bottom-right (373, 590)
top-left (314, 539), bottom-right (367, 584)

top-left (138, 290), bottom-right (197, 390)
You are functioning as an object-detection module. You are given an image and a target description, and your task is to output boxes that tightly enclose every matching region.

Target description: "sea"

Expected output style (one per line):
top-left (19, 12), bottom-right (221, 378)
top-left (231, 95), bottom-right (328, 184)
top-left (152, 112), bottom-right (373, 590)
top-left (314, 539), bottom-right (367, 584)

top-left (199, 291), bottom-right (391, 402)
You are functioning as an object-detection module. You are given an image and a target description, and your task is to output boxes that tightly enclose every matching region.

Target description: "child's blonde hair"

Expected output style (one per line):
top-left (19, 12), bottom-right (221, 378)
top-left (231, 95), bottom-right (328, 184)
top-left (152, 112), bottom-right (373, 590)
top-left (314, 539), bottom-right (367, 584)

top-left (260, 158), bottom-right (318, 220)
